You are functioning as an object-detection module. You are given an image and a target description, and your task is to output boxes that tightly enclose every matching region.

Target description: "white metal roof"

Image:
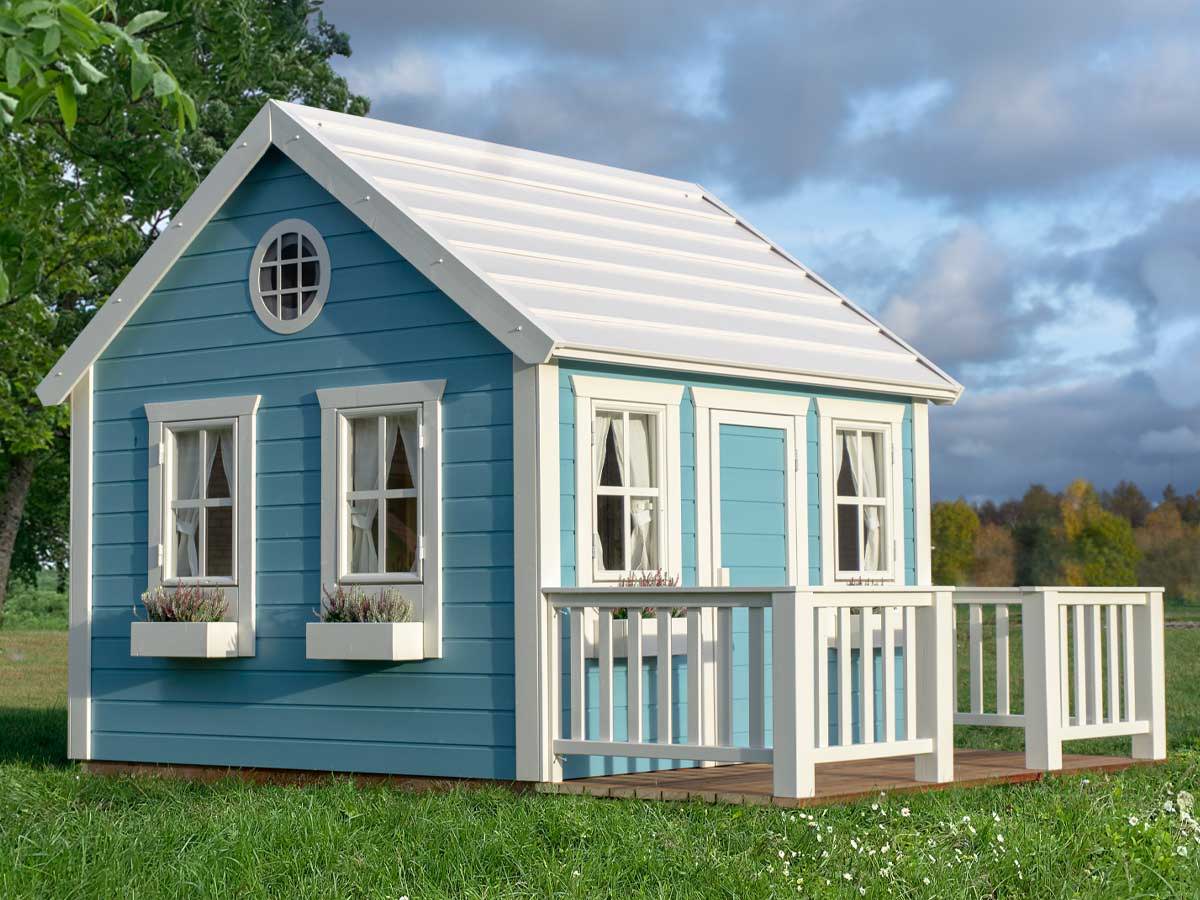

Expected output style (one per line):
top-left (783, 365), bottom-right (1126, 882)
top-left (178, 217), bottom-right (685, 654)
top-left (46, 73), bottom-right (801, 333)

top-left (37, 101), bottom-right (961, 406)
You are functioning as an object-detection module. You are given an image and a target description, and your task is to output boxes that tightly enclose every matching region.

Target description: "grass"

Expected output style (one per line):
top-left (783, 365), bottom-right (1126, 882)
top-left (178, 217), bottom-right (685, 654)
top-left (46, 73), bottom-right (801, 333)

top-left (1, 570), bottom-right (69, 631)
top-left (1, 618), bottom-right (1199, 895)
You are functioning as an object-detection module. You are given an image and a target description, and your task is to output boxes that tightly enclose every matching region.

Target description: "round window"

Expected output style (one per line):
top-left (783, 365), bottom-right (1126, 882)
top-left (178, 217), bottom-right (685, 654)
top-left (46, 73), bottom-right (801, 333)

top-left (249, 219), bottom-right (330, 333)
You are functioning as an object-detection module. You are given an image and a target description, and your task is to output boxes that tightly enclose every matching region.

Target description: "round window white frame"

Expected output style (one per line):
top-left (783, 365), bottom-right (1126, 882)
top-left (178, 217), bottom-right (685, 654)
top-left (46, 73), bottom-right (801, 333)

top-left (249, 218), bottom-right (331, 334)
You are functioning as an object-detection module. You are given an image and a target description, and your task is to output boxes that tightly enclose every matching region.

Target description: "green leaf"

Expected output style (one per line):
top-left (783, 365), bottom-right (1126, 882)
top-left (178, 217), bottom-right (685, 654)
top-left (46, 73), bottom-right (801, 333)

top-left (54, 81), bottom-right (75, 130)
top-left (42, 25), bottom-right (60, 54)
top-left (151, 69), bottom-right (175, 98)
top-left (5, 47), bottom-right (20, 88)
top-left (15, 1), bottom-right (53, 17)
top-left (130, 55), bottom-right (154, 99)
top-left (25, 13), bottom-right (57, 29)
top-left (0, 15), bottom-right (23, 36)
top-left (0, 257), bottom-right (8, 302)
top-left (72, 53), bottom-right (105, 83)
top-left (124, 10), bottom-right (168, 35)
top-left (179, 91), bottom-right (197, 129)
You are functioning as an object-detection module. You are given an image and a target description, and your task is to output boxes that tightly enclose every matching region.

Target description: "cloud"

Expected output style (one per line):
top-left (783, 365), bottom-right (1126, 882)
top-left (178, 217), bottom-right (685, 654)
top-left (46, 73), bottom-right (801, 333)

top-left (1139, 427), bottom-right (1200, 456)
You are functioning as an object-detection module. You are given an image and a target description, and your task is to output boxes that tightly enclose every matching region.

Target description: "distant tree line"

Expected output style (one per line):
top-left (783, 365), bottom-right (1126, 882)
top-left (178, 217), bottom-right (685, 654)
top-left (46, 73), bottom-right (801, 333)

top-left (932, 480), bottom-right (1200, 601)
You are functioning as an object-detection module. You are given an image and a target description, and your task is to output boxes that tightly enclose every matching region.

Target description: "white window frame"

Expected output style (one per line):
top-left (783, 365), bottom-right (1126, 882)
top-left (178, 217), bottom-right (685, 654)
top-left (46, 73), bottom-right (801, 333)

top-left (816, 397), bottom-right (905, 585)
top-left (572, 375), bottom-right (684, 585)
top-left (249, 218), bottom-right (331, 335)
top-left (145, 394), bottom-right (260, 656)
top-left (318, 380), bottom-right (445, 658)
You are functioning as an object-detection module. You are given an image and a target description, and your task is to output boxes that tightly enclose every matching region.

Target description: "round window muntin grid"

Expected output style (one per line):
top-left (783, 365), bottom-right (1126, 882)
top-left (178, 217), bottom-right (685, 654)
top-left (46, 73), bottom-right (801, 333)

top-left (249, 219), bottom-right (330, 334)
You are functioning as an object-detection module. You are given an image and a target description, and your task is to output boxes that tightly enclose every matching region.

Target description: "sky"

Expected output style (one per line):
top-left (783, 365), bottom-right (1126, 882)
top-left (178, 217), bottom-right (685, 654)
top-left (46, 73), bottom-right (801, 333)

top-left (320, 0), bottom-right (1200, 503)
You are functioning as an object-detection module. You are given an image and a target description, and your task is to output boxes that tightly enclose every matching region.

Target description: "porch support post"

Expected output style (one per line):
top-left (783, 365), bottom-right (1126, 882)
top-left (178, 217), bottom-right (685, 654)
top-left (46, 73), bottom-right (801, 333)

top-left (513, 361), bottom-right (561, 783)
top-left (914, 588), bottom-right (954, 783)
top-left (1022, 590), bottom-right (1063, 771)
top-left (772, 589), bottom-right (815, 798)
top-left (1132, 589), bottom-right (1167, 761)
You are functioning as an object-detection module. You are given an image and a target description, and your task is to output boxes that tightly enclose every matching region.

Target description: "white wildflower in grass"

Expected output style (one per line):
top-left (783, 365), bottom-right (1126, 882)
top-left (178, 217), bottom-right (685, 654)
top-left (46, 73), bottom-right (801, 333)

top-left (1081, 778), bottom-right (1090, 786)
top-left (1178, 845), bottom-right (1189, 858)
top-left (923, 877), bottom-right (931, 886)
top-left (997, 834), bottom-right (1005, 844)
top-left (843, 872), bottom-right (853, 881)
top-left (1129, 816), bottom-right (1139, 827)
top-left (900, 807), bottom-right (911, 818)
top-left (992, 812), bottom-right (1001, 823)
top-left (1164, 799), bottom-right (1176, 813)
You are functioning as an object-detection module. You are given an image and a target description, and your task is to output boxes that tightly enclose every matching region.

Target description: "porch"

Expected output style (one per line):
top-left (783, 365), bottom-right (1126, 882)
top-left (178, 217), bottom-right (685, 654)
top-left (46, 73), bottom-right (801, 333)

top-left (529, 586), bottom-right (1167, 801)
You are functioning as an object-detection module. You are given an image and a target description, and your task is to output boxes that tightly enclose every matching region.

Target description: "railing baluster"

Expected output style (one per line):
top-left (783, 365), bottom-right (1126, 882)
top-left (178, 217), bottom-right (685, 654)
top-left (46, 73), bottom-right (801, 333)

top-left (717, 606), bottom-right (732, 746)
top-left (951, 605), bottom-right (958, 714)
top-left (816, 607), bottom-right (830, 748)
top-left (748, 606), bottom-right (766, 748)
top-left (1058, 605), bottom-right (1069, 729)
top-left (1122, 603), bottom-right (1135, 723)
top-left (904, 606), bottom-right (916, 741)
top-left (1106, 605), bottom-right (1119, 724)
top-left (1087, 604), bottom-right (1102, 726)
top-left (570, 608), bottom-right (585, 740)
top-left (883, 605), bottom-right (896, 743)
top-left (687, 608), bottom-right (703, 746)
top-left (860, 607), bottom-right (875, 743)
top-left (1071, 606), bottom-right (1085, 726)
top-left (995, 604), bottom-right (1010, 716)
top-left (969, 603), bottom-right (984, 715)
top-left (838, 607), bottom-right (852, 745)
top-left (550, 608), bottom-right (562, 743)
top-left (598, 610), bottom-right (614, 741)
top-left (656, 609), bottom-right (672, 745)
top-left (627, 613), bottom-right (643, 743)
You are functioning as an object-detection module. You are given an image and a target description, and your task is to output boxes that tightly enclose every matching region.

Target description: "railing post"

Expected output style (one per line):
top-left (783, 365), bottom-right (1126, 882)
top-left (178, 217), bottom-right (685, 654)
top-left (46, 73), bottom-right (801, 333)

top-left (1022, 590), bottom-right (1063, 771)
top-left (773, 590), bottom-right (815, 798)
top-left (914, 589), bottom-right (954, 783)
top-left (1132, 589), bottom-right (1167, 761)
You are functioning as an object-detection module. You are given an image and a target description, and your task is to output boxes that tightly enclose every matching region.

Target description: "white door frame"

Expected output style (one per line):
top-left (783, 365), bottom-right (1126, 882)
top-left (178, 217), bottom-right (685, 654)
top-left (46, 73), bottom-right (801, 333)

top-left (692, 387), bottom-right (810, 589)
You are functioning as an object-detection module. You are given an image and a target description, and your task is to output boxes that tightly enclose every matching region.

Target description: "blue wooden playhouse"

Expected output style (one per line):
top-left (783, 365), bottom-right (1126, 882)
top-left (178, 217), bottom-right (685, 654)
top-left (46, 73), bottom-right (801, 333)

top-left (43, 100), bottom-right (1157, 799)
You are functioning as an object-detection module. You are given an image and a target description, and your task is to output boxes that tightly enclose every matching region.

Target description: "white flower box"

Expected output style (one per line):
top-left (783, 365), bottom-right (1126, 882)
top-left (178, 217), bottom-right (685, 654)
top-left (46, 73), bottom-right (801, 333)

top-left (305, 622), bottom-right (424, 661)
top-left (587, 616), bottom-right (689, 659)
top-left (130, 621), bottom-right (239, 658)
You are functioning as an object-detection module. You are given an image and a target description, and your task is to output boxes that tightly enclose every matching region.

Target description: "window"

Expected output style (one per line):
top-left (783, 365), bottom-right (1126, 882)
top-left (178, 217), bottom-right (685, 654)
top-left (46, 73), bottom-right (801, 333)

top-left (249, 219), bottom-right (330, 334)
top-left (318, 380), bottom-right (444, 657)
top-left (145, 395), bottom-right (260, 655)
top-left (594, 409), bottom-right (660, 573)
top-left (816, 397), bottom-right (905, 584)
top-left (571, 376), bottom-right (684, 584)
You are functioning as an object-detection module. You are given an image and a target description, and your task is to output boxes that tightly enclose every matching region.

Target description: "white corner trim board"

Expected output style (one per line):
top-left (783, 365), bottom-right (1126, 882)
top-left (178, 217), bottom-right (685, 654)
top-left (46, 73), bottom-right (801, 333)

top-left (144, 394), bottom-right (260, 656)
top-left (317, 379), bottom-right (444, 659)
top-left (67, 368), bottom-right (93, 760)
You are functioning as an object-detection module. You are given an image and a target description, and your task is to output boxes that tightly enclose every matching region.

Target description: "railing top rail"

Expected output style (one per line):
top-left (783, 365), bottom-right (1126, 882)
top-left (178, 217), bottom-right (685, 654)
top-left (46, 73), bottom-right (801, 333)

top-left (544, 586), bottom-right (779, 610)
top-left (810, 584), bottom-right (953, 594)
top-left (1033, 586), bottom-right (1163, 594)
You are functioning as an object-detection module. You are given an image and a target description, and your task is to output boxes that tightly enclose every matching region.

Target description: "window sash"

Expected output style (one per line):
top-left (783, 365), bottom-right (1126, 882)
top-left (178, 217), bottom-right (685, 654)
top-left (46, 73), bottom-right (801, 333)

top-left (165, 421), bottom-right (237, 583)
top-left (833, 424), bottom-right (891, 577)
top-left (338, 406), bottom-right (423, 582)
top-left (592, 405), bottom-right (664, 578)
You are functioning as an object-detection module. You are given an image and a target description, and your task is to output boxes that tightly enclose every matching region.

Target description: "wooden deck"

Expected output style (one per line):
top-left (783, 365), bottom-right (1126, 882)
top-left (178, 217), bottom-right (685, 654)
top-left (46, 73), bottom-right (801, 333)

top-left (540, 750), bottom-right (1148, 807)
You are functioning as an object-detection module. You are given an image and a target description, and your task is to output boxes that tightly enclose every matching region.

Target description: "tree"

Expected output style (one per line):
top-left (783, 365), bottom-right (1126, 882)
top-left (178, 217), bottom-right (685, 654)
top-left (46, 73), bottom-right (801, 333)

top-left (1060, 479), bottom-right (1140, 586)
top-left (0, 0), bottom-right (369, 612)
top-left (1137, 502), bottom-right (1200, 603)
top-left (931, 499), bottom-right (979, 585)
top-left (1101, 480), bottom-right (1151, 528)
top-left (972, 523), bottom-right (1016, 587)
top-left (1011, 484), bottom-right (1066, 585)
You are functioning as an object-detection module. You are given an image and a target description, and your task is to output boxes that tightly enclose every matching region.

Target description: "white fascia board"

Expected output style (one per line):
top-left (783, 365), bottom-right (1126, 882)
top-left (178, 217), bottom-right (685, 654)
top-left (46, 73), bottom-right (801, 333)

top-left (553, 346), bottom-right (962, 405)
top-left (267, 102), bottom-right (555, 365)
top-left (36, 105), bottom-right (274, 407)
top-left (696, 189), bottom-right (964, 405)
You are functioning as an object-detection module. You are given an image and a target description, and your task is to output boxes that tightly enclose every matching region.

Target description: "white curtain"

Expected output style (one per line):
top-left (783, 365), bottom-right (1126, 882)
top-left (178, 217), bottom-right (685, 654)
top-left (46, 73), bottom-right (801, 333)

top-left (838, 430), bottom-right (860, 497)
top-left (350, 418), bottom-right (379, 573)
top-left (218, 428), bottom-right (234, 497)
top-left (593, 413), bottom-right (625, 567)
top-left (860, 433), bottom-right (882, 570)
top-left (174, 431), bottom-right (201, 577)
top-left (627, 415), bottom-right (654, 569)
top-left (394, 414), bottom-right (421, 573)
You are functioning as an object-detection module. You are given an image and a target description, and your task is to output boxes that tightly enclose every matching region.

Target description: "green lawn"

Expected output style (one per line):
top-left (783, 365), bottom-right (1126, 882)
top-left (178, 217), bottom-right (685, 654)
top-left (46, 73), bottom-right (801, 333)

top-left (2, 623), bottom-right (1200, 896)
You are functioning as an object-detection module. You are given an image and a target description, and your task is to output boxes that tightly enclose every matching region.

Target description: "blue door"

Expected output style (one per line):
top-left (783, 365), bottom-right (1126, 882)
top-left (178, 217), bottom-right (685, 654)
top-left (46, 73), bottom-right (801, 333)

top-left (716, 420), bottom-right (791, 746)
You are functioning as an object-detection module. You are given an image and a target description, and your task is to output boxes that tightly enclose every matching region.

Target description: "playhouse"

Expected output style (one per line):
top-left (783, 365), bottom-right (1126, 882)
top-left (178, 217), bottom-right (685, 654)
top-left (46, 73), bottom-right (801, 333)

top-left (39, 101), bottom-right (1165, 799)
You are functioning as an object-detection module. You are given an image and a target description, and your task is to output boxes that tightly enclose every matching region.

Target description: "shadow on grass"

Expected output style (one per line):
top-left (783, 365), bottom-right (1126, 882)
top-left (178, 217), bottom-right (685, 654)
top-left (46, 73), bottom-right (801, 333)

top-left (0, 707), bottom-right (69, 767)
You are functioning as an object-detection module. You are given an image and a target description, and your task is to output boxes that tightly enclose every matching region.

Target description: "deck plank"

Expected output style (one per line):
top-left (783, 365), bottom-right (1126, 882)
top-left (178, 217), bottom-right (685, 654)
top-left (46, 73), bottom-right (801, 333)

top-left (551, 750), bottom-right (1147, 807)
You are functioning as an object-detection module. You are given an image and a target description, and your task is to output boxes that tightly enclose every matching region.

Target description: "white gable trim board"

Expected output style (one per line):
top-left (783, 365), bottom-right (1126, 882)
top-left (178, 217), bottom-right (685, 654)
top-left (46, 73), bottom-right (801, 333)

top-left (37, 100), bottom-right (961, 410)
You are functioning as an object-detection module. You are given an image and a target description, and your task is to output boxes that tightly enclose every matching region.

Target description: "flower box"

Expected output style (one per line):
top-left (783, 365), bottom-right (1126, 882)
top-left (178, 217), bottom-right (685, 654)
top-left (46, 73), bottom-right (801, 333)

top-left (305, 622), bottom-right (424, 661)
top-left (587, 616), bottom-right (690, 658)
top-left (130, 621), bottom-right (239, 658)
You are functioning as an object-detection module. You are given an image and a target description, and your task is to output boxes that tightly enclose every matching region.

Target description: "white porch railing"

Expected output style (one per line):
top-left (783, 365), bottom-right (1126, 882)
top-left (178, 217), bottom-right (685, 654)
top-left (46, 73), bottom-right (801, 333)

top-left (954, 587), bottom-right (1167, 770)
top-left (544, 586), bottom-right (956, 798)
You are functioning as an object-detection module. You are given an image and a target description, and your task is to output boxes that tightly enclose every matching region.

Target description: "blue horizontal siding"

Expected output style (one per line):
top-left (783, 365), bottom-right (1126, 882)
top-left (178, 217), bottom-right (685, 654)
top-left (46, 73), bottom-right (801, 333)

top-left (90, 148), bottom-right (516, 779)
